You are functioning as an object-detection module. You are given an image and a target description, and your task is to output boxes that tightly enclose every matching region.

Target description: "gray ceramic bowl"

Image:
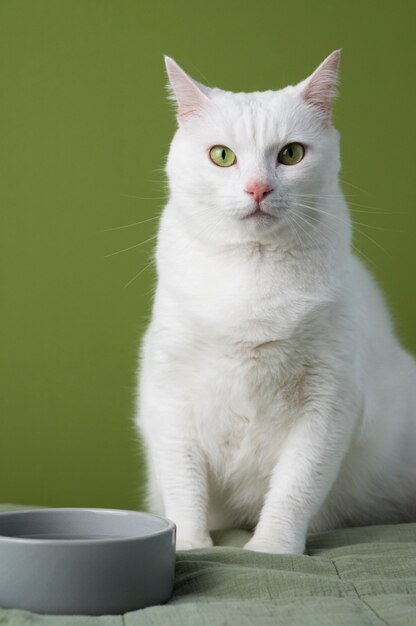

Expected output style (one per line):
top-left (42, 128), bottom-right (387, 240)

top-left (0, 508), bottom-right (176, 615)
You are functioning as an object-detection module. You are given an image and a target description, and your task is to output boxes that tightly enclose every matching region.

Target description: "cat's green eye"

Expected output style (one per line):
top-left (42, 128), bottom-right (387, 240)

top-left (277, 142), bottom-right (305, 166)
top-left (209, 145), bottom-right (236, 167)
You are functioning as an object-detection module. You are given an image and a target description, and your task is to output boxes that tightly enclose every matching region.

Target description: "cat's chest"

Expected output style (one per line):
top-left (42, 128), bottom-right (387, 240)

top-left (160, 240), bottom-right (327, 343)
top-left (190, 340), bottom-right (304, 477)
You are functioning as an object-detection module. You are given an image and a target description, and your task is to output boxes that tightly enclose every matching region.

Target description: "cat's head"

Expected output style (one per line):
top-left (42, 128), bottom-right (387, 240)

top-left (164, 52), bottom-right (341, 247)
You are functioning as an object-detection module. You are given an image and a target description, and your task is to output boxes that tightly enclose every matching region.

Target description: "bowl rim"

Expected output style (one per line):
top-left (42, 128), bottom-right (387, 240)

top-left (0, 507), bottom-right (176, 545)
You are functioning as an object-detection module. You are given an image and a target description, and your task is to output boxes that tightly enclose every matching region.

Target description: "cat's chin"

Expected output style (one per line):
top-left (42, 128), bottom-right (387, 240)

top-left (241, 208), bottom-right (276, 221)
top-left (238, 209), bottom-right (282, 237)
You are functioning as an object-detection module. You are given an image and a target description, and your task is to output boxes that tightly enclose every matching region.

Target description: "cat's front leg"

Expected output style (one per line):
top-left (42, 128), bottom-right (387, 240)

top-left (245, 388), bottom-right (355, 555)
top-left (157, 433), bottom-right (212, 550)
top-left (160, 437), bottom-right (213, 550)
top-left (145, 427), bottom-right (213, 550)
top-left (138, 336), bottom-right (213, 550)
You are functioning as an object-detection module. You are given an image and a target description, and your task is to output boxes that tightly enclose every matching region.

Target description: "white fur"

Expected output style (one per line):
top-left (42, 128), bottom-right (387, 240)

top-left (135, 52), bottom-right (416, 554)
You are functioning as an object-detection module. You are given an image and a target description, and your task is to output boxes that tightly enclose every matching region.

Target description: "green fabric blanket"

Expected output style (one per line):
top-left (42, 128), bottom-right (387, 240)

top-left (1, 505), bottom-right (415, 625)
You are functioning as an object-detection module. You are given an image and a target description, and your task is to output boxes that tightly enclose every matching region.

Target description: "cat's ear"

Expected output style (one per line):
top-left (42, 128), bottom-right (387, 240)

top-left (297, 50), bottom-right (341, 119)
top-left (164, 56), bottom-right (210, 124)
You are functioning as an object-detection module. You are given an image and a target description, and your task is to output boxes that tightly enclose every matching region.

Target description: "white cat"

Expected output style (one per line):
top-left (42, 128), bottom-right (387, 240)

top-left (135, 51), bottom-right (416, 554)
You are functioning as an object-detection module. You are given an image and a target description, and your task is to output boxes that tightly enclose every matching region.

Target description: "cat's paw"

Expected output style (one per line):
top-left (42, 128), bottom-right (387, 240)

top-left (244, 536), bottom-right (305, 555)
top-left (176, 533), bottom-right (214, 551)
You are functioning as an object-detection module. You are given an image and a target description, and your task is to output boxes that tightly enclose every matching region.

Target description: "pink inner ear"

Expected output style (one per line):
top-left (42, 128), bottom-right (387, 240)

top-left (175, 84), bottom-right (207, 120)
top-left (301, 50), bottom-right (340, 116)
top-left (165, 56), bottom-right (209, 121)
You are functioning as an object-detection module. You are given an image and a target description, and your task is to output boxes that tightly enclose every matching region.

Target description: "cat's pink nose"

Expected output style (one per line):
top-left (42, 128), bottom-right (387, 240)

top-left (244, 181), bottom-right (273, 204)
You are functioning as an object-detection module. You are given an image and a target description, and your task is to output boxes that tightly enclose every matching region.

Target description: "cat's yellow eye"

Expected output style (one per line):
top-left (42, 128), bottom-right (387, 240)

top-left (209, 145), bottom-right (236, 167)
top-left (277, 142), bottom-right (305, 166)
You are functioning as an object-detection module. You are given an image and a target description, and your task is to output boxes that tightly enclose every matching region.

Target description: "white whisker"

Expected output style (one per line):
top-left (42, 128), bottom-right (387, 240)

top-left (121, 194), bottom-right (167, 201)
top-left (124, 258), bottom-right (156, 289)
top-left (293, 201), bottom-right (392, 257)
top-left (102, 215), bottom-right (161, 231)
top-left (339, 177), bottom-right (371, 195)
top-left (105, 234), bottom-right (158, 257)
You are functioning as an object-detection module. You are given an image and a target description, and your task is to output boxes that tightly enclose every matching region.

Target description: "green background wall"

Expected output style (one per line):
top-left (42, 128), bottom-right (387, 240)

top-left (1, 0), bottom-right (415, 510)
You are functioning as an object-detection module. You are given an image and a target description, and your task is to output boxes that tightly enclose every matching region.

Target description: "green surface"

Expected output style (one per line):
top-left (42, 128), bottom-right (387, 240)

top-left (1, 1), bottom-right (415, 509)
top-left (1, 505), bottom-right (416, 625)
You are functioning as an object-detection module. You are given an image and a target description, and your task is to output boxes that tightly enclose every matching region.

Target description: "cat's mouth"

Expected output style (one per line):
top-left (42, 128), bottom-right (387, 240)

top-left (242, 207), bottom-right (275, 220)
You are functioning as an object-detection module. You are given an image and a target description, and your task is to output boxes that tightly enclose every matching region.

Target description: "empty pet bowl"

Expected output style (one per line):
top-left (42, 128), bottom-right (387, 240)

top-left (0, 508), bottom-right (176, 615)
